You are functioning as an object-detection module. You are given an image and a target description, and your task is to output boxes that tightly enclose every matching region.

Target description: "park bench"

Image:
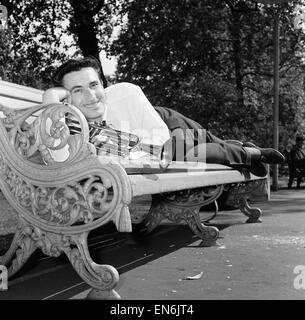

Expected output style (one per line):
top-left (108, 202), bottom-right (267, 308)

top-left (0, 79), bottom-right (268, 299)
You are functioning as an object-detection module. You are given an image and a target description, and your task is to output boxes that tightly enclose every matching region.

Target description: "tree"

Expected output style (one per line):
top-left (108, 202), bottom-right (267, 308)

top-left (2, 0), bottom-right (305, 154)
top-left (68, 0), bottom-right (120, 87)
top-left (0, 0), bottom-right (119, 88)
top-left (0, 0), bottom-right (73, 88)
top-left (111, 0), bottom-right (305, 151)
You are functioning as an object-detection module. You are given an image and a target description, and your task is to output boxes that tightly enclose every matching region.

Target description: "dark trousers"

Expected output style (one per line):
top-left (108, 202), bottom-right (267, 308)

top-left (185, 142), bottom-right (251, 168)
top-left (171, 129), bottom-right (251, 168)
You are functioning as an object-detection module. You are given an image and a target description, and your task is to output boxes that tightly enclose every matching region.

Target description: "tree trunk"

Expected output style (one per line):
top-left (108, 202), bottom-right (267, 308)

top-left (229, 10), bottom-right (244, 109)
top-left (69, 0), bottom-right (108, 87)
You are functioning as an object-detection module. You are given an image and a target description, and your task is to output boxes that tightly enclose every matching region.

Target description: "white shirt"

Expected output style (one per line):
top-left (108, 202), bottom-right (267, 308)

top-left (50, 82), bottom-right (171, 162)
top-left (105, 82), bottom-right (170, 146)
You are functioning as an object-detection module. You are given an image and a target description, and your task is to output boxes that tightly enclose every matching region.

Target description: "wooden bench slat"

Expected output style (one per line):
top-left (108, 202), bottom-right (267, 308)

top-left (0, 80), bottom-right (42, 109)
top-left (129, 169), bottom-right (264, 197)
top-left (0, 80), bottom-right (43, 102)
top-left (115, 158), bottom-right (234, 173)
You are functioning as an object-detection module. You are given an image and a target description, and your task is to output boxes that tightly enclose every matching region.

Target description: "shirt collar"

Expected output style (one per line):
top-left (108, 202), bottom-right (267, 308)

top-left (88, 103), bottom-right (108, 125)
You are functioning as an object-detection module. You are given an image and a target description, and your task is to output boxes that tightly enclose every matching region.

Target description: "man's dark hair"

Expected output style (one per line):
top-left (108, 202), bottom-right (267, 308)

top-left (52, 56), bottom-right (103, 86)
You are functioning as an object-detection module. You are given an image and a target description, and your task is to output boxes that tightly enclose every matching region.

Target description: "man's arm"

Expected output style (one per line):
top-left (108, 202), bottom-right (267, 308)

top-left (42, 87), bottom-right (71, 104)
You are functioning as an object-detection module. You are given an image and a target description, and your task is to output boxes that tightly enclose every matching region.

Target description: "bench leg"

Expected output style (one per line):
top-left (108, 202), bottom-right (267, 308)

top-left (136, 187), bottom-right (222, 246)
top-left (226, 181), bottom-right (263, 223)
top-left (63, 232), bottom-right (121, 300)
top-left (1, 219), bottom-right (121, 299)
top-left (237, 197), bottom-right (262, 223)
top-left (0, 219), bottom-right (37, 278)
top-left (132, 203), bottom-right (163, 234)
top-left (183, 208), bottom-right (219, 247)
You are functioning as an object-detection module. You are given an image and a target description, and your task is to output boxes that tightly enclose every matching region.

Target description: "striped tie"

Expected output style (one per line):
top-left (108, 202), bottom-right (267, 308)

top-left (65, 114), bottom-right (138, 157)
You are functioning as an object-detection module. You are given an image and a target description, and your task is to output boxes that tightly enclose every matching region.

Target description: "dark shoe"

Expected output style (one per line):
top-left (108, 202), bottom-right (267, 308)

top-left (260, 148), bottom-right (285, 164)
top-left (243, 142), bottom-right (285, 164)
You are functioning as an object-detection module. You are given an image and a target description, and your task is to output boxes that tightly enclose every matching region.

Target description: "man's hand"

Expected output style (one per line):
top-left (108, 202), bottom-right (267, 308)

top-left (91, 133), bottom-right (110, 147)
top-left (42, 87), bottom-right (72, 105)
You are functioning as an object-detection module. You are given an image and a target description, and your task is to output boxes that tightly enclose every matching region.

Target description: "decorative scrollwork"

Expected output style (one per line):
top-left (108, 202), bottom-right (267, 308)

top-left (0, 219), bottom-right (36, 277)
top-left (0, 154), bottom-right (130, 228)
top-left (225, 180), bottom-right (264, 223)
top-left (0, 103), bottom-right (93, 165)
top-left (28, 226), bottom-right (72, 258)
top-left (0, 104), bottom-right (46, 159)
top-left (135, 186), bottom-right (223, 246)
top-left (182, 208), bottom-right (219, 246)
top-left (66, 247), bottom-right (119, 290)
top-left (37, 103), bottom-right (93, 164)
top-left (63, 233), bottom-right (121, 299)
top-left (1, 218), bottom-right (121, 299)
top-left (143, 200), bottom-right (219, 246)
top-left (161, 185), bottom-right (224, 207)
top-left (0, 103), bottom-right (129, 299)
top-left (0, 219), bottom-right (66, 278)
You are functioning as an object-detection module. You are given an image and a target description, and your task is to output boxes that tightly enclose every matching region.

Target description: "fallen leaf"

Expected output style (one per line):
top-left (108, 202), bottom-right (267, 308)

top-left (182, 271), bottom-right (204, 280)
top-left (217, 245), bottom-right (226, 249)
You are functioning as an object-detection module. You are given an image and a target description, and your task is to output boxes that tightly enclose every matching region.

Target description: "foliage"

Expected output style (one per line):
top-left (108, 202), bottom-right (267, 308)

top-left (1, 0), bottom-right (305, 158)
top-left (111, 0), bottom-right (305, 152)
top-left (0, 0), bottom-right (72, 88)
top-left (0, 0), bottom-right (119, 88)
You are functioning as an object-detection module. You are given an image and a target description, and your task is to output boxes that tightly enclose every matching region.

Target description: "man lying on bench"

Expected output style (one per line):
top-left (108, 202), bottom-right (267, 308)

top-left (42, 56), bottom-right (285, 173)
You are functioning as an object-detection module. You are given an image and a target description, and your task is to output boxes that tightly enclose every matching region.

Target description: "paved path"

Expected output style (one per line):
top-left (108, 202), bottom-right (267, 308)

top-left (1, 188), bottom-right (305, 300)
top-left (102, 188), bottom-right (305, 300)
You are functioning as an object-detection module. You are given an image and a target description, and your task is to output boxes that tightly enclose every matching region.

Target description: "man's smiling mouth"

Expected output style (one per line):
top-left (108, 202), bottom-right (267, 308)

top-left (84, 100), bottom-right (100, 108)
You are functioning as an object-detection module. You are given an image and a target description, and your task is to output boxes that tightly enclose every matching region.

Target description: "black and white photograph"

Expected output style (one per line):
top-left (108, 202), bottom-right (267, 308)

top-left (1, 0), bottom-right (305, 307)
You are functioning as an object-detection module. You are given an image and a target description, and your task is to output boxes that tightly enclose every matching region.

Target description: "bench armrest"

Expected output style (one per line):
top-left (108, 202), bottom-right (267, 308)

top-left (0, 103), bottom-right (133, 232)
top-left (0, 102), bottom-right (97, 166)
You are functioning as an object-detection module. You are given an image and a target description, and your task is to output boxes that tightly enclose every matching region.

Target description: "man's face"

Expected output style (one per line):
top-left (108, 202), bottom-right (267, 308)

top-left (62, 67), bottom-right (106, 121)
